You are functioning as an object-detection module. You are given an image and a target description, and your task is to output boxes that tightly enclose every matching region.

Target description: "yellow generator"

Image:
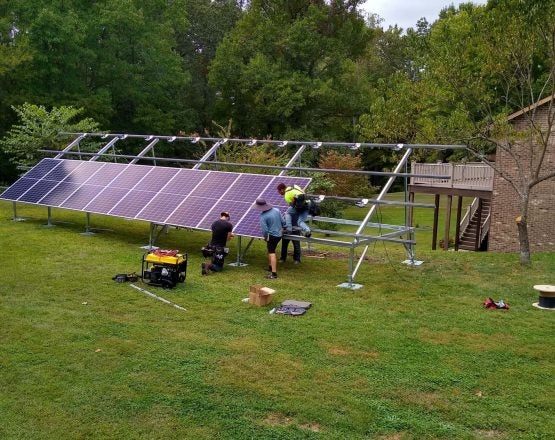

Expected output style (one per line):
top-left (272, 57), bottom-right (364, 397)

top-left (142, 249), bottom-right (187, 289)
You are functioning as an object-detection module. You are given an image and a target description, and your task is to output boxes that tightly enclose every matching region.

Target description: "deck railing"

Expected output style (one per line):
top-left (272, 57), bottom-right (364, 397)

top-left (410, 162), bottom-right (494, 190)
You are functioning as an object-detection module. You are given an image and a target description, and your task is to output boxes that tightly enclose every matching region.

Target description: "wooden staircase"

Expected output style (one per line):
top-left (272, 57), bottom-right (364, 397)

top-left (458, 199), bottom-right (491, 251)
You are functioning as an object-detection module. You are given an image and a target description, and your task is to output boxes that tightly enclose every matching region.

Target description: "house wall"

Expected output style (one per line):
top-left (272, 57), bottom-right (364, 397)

top-left (489, 105), bottom-right (555, 252)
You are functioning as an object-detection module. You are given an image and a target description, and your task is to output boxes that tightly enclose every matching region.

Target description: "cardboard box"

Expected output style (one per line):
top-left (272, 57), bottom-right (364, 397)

top-left (249, 285), bottom-right (274, 306)
top-left (250, 284), bottom-right (263, 294)
top-left (259, 287), bottom-right (275, 296)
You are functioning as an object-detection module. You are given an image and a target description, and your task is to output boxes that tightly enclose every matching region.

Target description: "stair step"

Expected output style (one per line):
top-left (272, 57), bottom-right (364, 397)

top-left (459, 240), bottom-right (479, 245)
top-left (458, 244), bottom-right (476, 250)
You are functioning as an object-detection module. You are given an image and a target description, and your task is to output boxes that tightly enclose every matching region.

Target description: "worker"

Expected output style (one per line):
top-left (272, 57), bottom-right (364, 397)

top-left (280, 212), bottom-right (301, 264)
top-left (276, 182), bottom-right (311, 237)
top-left (202, 211), bottom-right (234, 275)
top-left (253, 198), bottom-right (285, 279)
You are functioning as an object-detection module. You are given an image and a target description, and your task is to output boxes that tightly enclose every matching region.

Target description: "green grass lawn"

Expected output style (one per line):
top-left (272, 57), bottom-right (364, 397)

top-left (0, 200), bottom-right (553, 440)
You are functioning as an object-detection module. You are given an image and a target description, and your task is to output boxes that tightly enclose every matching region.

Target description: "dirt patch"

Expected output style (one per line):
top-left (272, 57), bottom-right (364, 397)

top-left (264, 412), bottom-right (293, 427)
top-left (264, 413), bottom-right (322, 433)
top-left (300, 422), bottom-right (321, 432)
top-left (473, 430), bottom-right (507, 438)
top-left (325, 345), bottom-right (379, 359)
top-left (302, 249), bottom-right (384, 262)
top-left (375, 433), bottom-right (408, 440)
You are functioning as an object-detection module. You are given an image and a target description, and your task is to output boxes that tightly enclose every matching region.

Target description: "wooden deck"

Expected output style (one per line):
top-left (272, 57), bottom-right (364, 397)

top-left (408, 162), bottom-right (494, 252)
top-left (410, 162), bottom-right (494, 191)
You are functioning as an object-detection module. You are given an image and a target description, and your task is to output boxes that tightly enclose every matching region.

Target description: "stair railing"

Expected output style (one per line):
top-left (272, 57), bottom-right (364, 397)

top-left (480, 214), bottom-right (491, 243)
top-left (460, 197), bottom-right (480, 234)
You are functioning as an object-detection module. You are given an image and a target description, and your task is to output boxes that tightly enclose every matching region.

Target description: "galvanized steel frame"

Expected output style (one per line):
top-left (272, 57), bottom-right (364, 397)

top-left (34, 132), bottom-right (465, 287)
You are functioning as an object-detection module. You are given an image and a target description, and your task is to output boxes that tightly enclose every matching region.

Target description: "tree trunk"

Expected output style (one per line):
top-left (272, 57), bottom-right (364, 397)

top-left (517, 220), bottom-right (531, 265)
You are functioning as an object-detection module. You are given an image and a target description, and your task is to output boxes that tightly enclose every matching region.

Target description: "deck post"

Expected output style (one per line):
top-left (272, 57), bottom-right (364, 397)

top-left (432, 194), bottom-right (440, 250)
top-left (443, 195), bottom-right (452, 250)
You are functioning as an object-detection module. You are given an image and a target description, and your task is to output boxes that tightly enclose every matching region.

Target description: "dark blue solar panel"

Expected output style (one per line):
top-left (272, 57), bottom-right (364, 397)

top-left (133, 166), bottom-right (179, 192)
top-left (166, 196), bottom-right (215, 227)
top-left (196, 200), bottom-right (252, 230)
top-left (136, 192), bottom-right (184, 223)
top-left (258, 187), bottom-right (287, 208)
top-left (23, 159), bottom-right (61, 179)
top-left (84, 186), bottom-right (129, 214)
top-left (109, 190), bottom-right (155, 218)
top-left (224, 173), bottom-right (273, 203)
top-left (62, 161), bottom-right (104, 184)
top-left (189, 172), bottom-right (240, 198)
top-left (43, 160), bottom-right (82, 182)
top-left (18, 180), bottom-right (60, 203)
top-left (162, 169), bottom-right (206, 195)
top-left (110, 165), bottom-right (151, 189)
top-left (0, 178), bottom-right (39, 200)
top-left (233, 209), bottom-right (264, 238)
top-left (1, 158), bottom-right (311, 239)
top-left (88, 162), bottom-right (127, 186)
top-left (61, 185), bottom-right (103, 210)
top-left (39, 182), bottom-right (80, 206)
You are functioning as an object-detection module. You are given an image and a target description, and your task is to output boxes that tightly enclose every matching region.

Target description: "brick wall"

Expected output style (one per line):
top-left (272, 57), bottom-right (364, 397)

top-left (489, 105), bottom-right (555, 252)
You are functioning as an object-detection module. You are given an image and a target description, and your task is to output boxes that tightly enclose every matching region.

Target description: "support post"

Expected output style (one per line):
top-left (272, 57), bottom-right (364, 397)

top-left (12, 201), bottom-right (26, 222)
top-left (337, 246), bottom-right (363, 290)
top-left (81, 212), bottom-right (95, 235)
top-left (341, 147), bottom-right (413, 287)
top-left (229, 235), bottom-right (251, 267)
top-left (455, 196), bottom-right (463, 251)
top-left (432, 194), bottom-right (440, 250)
top-left (141, 223), bottom-right (160, 250)
top-left (443, 195), bottom-right (452, 250)
top-left (44, 206), bottom-right (54, 227)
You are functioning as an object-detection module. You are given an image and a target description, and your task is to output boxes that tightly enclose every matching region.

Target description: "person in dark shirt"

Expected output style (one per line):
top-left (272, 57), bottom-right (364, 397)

top-left (202, 211), bottom-right (234, 275)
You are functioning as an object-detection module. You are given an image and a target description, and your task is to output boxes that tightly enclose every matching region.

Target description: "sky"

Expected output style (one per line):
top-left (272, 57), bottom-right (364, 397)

top-left (362, 0), bottom-right (487, 31)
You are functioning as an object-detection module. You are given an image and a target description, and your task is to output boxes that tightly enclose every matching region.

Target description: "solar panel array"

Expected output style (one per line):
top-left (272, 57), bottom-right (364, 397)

top-left (0, 159), bottom-right (311, 238)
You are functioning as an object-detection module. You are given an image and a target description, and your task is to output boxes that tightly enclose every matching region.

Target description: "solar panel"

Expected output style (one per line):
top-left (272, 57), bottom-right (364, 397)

top-left (18, 179), bottom-right (60, 203)
top-left (23, 158), bottom-right (61, 179)
top-left (0, 158), bottom-right (311, 238)
top-left (63, 161), bottom-right (105, 184)
top-left (137, 192), bottom-right (184, 223)
top-left (43, 160), bottom-right (82, 181)
top-left (1, 178), bottom-right (39, 200)
top-left (61, 184), bottom-right (103, 210)
top-left (39, 182), bottom-right (81, 206)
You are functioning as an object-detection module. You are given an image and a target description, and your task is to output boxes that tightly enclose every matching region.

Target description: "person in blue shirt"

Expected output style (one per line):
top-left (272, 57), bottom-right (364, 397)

top-left (254, 198), bottom-right (285, 279)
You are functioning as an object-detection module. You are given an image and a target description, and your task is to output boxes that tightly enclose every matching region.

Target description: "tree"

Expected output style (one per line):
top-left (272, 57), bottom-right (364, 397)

top-left (0, 0), bottom-right (194, 136)
top-left (405, 0), bottom-right (554, 264)
top-left (317, 149), bottom-right (375, 197)
top-left (465, 0), bottom-right (555, 264)
top-left (198, 119), bottom-right (288, 173)
top-left (208, 0), bottom-right (371, 139)
top-left (1, 103), bottom-right (99, 168)
top-left (175, 0), bottom-right (243, 130)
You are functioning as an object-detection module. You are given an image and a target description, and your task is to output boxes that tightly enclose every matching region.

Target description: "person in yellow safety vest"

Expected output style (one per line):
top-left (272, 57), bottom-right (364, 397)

top-left (276, 183), bottom-right (311, 238)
